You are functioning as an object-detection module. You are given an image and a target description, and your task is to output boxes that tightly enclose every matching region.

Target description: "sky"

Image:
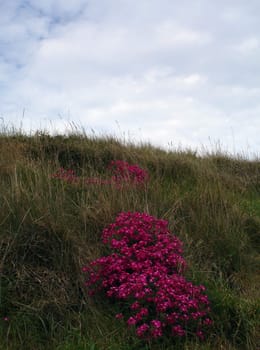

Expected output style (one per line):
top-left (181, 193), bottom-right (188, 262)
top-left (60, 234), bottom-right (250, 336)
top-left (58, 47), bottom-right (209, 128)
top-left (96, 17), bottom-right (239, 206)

top-left (1, 0), bottom-right (260, 157)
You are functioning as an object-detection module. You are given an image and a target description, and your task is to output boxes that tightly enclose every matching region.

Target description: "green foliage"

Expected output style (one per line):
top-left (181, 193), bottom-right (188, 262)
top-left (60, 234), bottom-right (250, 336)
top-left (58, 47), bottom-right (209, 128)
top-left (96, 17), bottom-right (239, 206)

top-left (0, 129), bottom-right (259, 349)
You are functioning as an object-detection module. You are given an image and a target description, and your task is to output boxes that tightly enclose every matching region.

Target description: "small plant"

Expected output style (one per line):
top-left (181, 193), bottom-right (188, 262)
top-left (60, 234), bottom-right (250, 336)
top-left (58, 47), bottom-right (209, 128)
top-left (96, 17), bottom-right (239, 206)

top-left (83, 212), bottom-right (212, 340)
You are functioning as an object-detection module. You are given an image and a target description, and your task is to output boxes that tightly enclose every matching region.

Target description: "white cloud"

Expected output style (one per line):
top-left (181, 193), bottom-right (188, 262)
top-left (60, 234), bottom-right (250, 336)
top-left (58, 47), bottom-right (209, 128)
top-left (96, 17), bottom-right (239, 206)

top-left (235, 37), bottom-right (259, 54)
top-left (0, 0), bottom-right (259, 157)
top-left (174, 74), bottom-right (207, 86)
top-left (155, 21), bottom-right (211, 47)
top-left (221, 7), bottom-right (243, 22)
top-left (27, 0), bottom-right (87, 19)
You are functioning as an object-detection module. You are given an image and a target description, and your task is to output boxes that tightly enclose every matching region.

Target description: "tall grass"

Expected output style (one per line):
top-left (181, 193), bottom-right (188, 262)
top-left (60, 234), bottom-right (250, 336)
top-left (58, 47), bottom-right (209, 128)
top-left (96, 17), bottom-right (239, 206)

top-left (0, 128), bottom-right (259, 349)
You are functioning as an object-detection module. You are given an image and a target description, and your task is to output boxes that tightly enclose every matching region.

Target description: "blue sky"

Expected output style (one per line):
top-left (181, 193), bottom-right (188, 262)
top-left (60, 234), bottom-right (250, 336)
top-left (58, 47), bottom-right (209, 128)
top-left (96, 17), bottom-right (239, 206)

top-left (1, 0), bottom-right (260, 156)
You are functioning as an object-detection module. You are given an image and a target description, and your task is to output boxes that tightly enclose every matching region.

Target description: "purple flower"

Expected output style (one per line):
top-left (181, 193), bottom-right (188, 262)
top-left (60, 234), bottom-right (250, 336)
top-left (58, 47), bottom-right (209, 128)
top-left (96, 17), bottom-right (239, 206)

top-left (84, 212), bottom-right (212, 340)
top-left (127, 316), bottom-right (137, 326)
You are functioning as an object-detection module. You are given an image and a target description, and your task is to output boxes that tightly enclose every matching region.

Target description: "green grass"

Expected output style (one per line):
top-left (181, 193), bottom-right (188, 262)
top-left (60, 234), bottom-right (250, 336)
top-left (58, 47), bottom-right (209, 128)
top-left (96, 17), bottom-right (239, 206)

top-left (0, 129), bottom-right (259, 349)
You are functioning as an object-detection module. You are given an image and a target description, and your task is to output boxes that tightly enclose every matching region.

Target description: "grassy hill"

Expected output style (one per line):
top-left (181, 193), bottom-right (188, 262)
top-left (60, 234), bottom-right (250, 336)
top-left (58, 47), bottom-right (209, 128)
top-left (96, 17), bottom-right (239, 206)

top-left (0, 131), bottom-right (259, 350)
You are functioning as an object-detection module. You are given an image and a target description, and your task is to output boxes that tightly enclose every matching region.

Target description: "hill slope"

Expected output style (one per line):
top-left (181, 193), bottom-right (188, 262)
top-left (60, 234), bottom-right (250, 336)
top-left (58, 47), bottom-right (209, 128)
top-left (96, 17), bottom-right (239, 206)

top-left (0, 132), bottom-right (259, 350)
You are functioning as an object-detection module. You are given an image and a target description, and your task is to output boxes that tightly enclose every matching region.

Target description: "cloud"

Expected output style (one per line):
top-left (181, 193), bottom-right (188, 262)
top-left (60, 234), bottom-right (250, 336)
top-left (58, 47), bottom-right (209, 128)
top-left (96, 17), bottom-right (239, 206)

top-left (155, 21), bottom-right (211, 48)
top-left (22, 0), bottom-right (87, 22)
top-left (0, 0), bottom-right (259, 157)
top-left (235, 37), bottom-right (259, 54)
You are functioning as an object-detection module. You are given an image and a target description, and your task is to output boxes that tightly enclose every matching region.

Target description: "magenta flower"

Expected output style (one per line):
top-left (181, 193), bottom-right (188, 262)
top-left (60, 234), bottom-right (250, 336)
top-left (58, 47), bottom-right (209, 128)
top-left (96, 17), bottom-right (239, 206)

top-left (52, 160), bottom-right (149, 188)
top-left (127, 316), bottom-right (137, 326)
top-left (108, 160), bottom-right (149, 186)
top-left (136, 323), bottom-right (149, 337)
top-left (84, 212), bottom-right (212, 340)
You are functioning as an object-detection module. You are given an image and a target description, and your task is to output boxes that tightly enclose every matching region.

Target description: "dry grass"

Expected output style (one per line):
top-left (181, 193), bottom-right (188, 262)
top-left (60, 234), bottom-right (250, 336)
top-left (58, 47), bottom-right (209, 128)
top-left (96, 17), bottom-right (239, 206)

top-left (0, 130), bottom-right (259, 349)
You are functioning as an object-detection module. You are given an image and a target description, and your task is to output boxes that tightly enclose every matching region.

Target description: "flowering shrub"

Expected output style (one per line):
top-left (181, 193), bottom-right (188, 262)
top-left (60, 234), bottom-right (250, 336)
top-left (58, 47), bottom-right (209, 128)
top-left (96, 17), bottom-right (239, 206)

top-left (83, 212), bottom-right (212, 340)
top-left (51, 160), bottom-right (149, 187)
top-left (108, 160), bottom-right (149, 186)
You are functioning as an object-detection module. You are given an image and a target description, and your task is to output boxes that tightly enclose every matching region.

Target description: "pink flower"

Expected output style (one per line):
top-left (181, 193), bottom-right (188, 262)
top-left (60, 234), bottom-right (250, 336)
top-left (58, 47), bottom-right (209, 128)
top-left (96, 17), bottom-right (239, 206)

top-left (136, 323), bottom-right (149, 337)
top-left (108, 160), bottom-right (149, 186)
top-left (196, 330), bottom-right (205, 340)
top-left (127, 316), bottom-right (137, 326)
top-left (131, 301), bottom-right (141, 310)
top-left (84, 211), bottom-right (212, 340)
top-left (203, 318), bottom-right (213, 326)
top-left (172, 325), bottom-right (186, 337)
top-left (151, 320), bottom-right (162, 329)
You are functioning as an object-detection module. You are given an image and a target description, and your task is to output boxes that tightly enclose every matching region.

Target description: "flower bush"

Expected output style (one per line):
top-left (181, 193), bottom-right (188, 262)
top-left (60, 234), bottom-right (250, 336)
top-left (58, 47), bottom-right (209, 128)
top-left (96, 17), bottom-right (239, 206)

top-left (108, 160), bottom-right (149, 186)
top-left (83, 212), bottom-right (212, 340)
top-left (51, 160), bottom-right (149, 187)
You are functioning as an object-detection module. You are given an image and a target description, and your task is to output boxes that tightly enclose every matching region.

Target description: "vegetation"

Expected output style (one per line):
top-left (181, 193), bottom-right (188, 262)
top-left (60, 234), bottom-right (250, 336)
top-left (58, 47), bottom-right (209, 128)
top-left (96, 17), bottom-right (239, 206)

top-left (0, 128), bottom-right (259, 349)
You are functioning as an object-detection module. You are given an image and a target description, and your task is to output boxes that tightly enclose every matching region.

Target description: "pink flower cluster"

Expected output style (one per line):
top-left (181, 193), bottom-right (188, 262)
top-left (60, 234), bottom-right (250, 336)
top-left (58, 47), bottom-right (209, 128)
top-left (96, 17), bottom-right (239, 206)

top-left (51, 160), bottom-right (149, 187)
top-left (108, 160), bottom-right (149, 186)
top-left (83, 212), bottom-right (212, 340)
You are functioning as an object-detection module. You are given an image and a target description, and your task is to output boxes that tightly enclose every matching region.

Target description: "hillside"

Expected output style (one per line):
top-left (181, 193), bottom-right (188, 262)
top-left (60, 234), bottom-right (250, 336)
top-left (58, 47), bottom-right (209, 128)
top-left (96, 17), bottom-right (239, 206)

top-left (0, 131), bottom-right (259, 350)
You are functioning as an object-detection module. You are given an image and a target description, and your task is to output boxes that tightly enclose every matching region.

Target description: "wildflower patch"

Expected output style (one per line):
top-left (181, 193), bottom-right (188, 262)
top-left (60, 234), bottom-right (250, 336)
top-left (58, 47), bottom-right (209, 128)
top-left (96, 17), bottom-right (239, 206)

top-left (51, 160), bottom-right (148, 187)
top-left (83, 212), bottom-right (212, 340)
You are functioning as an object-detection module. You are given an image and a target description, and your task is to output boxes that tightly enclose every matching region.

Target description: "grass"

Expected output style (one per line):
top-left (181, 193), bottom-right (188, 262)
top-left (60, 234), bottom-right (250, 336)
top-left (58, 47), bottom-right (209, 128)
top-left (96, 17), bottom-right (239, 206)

top-left (0, 128), bottom-right (259, 349)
